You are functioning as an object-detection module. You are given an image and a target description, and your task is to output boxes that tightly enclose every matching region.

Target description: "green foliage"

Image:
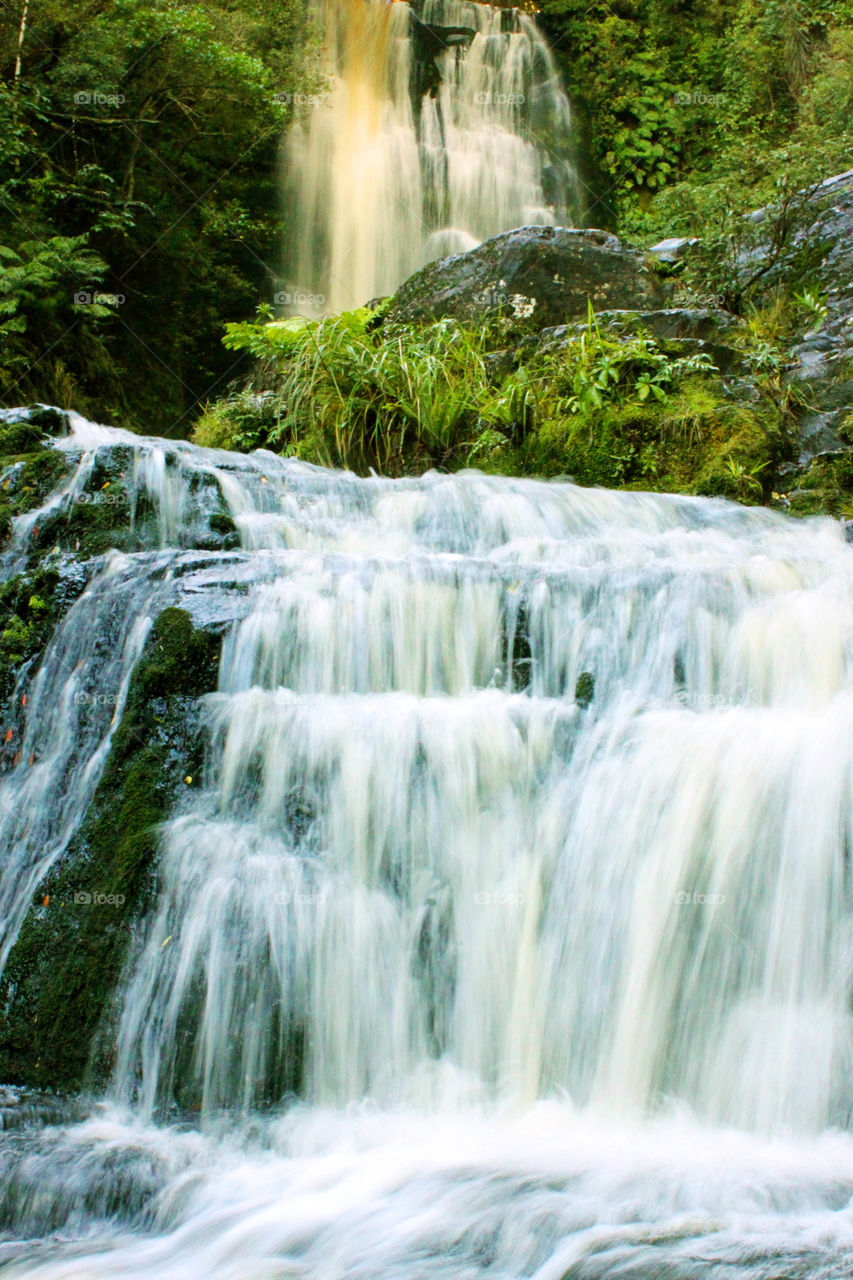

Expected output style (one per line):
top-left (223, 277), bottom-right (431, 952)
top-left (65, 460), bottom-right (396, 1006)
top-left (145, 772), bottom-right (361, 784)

top-left (194, 301), bottom-right (800, 506)
top-left (211, 308), bottom-right (493, 473)
top-left (0, 236), bottom-right (112, 403)
top-left (0, 567), bottom-right (61, 703)
top-left (546, 302), bottom-right (717, 420)
top-left (792, 286), bottom-right (829, 326)
top-left (539, 0), bottom-right (853, 224)
top-left (1, 0), bottom-right (314, 430)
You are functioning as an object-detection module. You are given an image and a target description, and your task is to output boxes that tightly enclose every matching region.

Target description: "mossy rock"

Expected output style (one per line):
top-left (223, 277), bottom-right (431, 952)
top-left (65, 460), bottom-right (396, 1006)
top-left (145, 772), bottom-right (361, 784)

top-left (0, 567), bottom-right (63, 707)
top-left (783, 453), bottom-right (853, 519)
top-left (575, 671), bottom-right (595, 709)
top-left (29, 495), bottom-right (133, 559)
top-left (209, 511), bottom-right (237, 536)
top-left (0, 409), bottom-right (68, 461)
top-left (3, 451), bottom-right (70, 517)
top-left (0, 421), bottom-right (46, 457)
top-left (0, 607), bottom-right (222, 1092)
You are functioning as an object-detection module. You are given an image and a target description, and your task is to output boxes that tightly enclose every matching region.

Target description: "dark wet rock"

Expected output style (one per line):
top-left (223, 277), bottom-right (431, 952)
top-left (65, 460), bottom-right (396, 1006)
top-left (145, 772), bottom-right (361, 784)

top-left (747, 172), bottom-right (853, 466)
top-left (409, 12), bottom-right (476, 107)
top-left (0, 1088), bottom-right (89, 1132)
top-left (385, 226), bottom-right (668, 329)
top-left (0, 607), bottom-right (223, 1092)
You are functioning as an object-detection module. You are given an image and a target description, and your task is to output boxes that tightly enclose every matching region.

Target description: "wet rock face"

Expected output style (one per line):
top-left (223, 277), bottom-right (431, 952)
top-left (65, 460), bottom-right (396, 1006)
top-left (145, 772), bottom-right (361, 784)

top-left (0, 607), bottom-right (222, 1093)
top-left (784, 172), bottom-right (853, 464)
top-left (385, 226), bottom-right (668, 328)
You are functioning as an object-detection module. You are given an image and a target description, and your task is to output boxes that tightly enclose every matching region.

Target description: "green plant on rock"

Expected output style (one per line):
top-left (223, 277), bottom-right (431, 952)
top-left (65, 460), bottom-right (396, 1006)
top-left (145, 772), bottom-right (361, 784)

top-left (546, 303), bottom-right (717, 422)
top-left (213, 307), bottom-right (493, 474)
top-left (724, 453), bottom-right (769, 500)
top-left (792, 286), bottom-right (829, 327)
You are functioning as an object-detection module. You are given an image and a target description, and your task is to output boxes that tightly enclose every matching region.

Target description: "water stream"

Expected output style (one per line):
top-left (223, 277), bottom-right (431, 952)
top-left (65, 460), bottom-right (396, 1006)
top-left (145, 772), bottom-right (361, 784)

top-left (285, 0), bottom-right (576, 310)
top-left (1, 414), bottom-right (853, 1275)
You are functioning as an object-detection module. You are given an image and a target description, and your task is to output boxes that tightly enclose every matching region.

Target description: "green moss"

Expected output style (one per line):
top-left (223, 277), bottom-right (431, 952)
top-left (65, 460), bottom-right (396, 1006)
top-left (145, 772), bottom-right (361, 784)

top-left (0, 421), bottom-right (46, 457)
top-left (0, 568), bottom-right (61, 703)
top-left (784, 454), bottom-right (853, 519)
top-left (0, 607), bottom-right (221, 1091)
top-left (14, 451), bottom-right (71, 513)
top-left (209, 511), bottom-right (237, 536)
top-left (30, 496), bottom-right (131, 558)
top-left (575, 672), bottom-right (595, 709)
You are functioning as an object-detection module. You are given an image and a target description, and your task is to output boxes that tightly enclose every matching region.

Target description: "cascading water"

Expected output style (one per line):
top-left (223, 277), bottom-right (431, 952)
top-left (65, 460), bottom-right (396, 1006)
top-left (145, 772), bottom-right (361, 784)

top-left (2, 413), bottom-right (853, 1276)
top-left (285, 0), bottom-right (576, 310)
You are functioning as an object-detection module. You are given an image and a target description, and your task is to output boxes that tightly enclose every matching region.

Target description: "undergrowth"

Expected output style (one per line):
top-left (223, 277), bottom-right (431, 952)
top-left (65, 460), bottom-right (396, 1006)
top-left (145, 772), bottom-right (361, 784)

top-left (193, 300), bottom-right (796, 505)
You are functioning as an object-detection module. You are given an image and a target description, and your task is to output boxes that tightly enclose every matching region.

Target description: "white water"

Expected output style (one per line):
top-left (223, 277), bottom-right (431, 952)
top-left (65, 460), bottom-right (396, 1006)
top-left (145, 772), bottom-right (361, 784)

top-left (2, 414), bottom-right (853, 1275)
top-left (286, 0), bottom-right (576, 310)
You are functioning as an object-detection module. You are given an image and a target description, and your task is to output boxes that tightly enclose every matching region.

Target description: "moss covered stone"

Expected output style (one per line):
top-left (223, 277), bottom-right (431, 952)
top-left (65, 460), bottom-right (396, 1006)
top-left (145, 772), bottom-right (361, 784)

top-left (0, 607), bottom-right (221, 1092)
top-left (783, 453), bottom-right (853, 519)
top-left (575, 672), bottom-right (595, 709)
top-left (0, 568), bottom-right (63, 707)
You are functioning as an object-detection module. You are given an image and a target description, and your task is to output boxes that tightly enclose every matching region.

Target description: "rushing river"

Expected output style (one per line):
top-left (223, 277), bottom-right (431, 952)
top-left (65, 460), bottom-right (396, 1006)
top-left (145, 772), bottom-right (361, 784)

top-left (1, 412), bottom-right (853, 1277)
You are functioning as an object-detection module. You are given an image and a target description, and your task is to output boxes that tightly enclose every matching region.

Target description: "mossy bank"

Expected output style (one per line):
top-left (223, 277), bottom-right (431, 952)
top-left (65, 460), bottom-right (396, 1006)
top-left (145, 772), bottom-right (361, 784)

top-left (0, 608), bottom-right (221, 1093)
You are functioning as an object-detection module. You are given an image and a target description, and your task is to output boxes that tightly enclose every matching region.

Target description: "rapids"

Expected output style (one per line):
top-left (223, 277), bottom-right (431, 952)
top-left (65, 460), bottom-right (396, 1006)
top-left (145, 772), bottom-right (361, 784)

top-left (1, 411), bottom-right (853, 1276)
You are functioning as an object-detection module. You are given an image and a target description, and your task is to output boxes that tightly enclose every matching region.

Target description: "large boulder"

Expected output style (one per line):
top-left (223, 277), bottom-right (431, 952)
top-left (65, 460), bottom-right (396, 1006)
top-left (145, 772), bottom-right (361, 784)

top-left (385, 226), bottom-right (668, 329)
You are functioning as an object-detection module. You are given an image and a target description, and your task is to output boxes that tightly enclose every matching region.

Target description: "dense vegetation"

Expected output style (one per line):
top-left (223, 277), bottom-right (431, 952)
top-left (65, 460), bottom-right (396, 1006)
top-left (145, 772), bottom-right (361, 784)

top-left (1, 0), bottom-right (316, 430)
top-left (539, 0), bottom-right (853, 232)
top-left (2, 0), bottom-right (852, 490)
top-left (193, 291), bottom-right (829, 509)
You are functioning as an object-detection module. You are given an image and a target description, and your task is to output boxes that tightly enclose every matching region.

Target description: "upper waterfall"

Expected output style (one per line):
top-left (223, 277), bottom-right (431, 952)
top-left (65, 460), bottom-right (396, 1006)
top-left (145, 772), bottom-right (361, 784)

top-left (285, 0), bottom-right (577, 311)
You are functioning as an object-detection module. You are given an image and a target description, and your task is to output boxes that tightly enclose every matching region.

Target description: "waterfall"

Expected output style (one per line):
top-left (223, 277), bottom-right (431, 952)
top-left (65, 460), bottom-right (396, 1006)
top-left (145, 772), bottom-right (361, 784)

top-left (285, 0), bottom-right (576, 311)
top-left (2, 415), bottom-right (853, 1276)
